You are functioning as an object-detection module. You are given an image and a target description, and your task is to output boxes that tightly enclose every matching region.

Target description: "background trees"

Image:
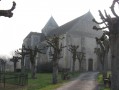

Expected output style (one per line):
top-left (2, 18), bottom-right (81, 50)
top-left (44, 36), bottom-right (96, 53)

top-left (0, 57), bottom-right (7, 73)
top-left (68, 45), bottom-right (79, 72)
top-left (16, 45), bottom-right (44, 79)
top-left (10, 56), bottom-right (20, 72)
top-left (95, 35), bottom-right (109, 78)
top-left (76, 52), bottom-right (85, 72)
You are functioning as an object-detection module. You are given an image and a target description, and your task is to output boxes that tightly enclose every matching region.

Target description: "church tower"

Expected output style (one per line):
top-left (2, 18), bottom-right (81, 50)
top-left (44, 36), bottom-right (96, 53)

top-left (42, 16), bottom-right (59, 36)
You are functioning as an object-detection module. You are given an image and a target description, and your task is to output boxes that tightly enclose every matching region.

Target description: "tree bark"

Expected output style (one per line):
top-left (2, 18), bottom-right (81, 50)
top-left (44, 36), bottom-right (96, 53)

top-left (79, 61), bottom-right (82, 72)
top-left (31, 63), bottom-right (36, 79)
top-left (102, 53), bottom-right (108, 79)
top-left (52, 61), bottom-right (58, 84)
top-left (14, 62), bottom-right (17, 72)
top-left (102, 63), bottom-right (107, 79)
top-left (72, 60), bottom-right (75, 72)
top-left (110, 34), bottom-right (119, 90)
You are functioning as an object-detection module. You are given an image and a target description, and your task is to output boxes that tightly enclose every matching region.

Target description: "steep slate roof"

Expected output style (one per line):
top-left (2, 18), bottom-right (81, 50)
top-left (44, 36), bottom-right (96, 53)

top-left (47, 11), bottom-right (102, 37)
top-left (42, 16), bottom-right (59, 35)
top-left (47, 14), bottom-right (82, 36)
top-left (68, 11), bottom-right (102, 38)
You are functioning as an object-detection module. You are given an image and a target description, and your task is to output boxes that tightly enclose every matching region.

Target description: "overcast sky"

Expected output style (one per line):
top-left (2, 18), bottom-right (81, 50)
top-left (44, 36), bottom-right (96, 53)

top-left (0, 0), bottom-right (114, 57)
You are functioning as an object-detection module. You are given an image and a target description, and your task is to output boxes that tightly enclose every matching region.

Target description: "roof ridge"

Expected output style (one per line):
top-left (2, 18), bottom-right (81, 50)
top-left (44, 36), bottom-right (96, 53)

top-left (47, 11), bottom-right (95, 36)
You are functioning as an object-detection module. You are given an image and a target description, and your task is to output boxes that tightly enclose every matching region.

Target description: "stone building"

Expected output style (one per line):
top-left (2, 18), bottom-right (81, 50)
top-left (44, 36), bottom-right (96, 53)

top-left (23, 11), bottom-right (110, 72)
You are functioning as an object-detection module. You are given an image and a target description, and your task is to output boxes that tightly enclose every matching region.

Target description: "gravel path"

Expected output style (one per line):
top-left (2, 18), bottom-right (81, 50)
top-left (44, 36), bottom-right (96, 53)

top-left (56, 72), bottom-right (99, 90)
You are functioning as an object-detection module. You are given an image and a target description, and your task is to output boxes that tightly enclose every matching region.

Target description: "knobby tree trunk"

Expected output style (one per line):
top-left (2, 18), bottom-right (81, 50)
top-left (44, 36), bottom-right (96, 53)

top-left (52, 61), bottom-right (58, 84)
top-left (102, 53), bottom-right (108, 79)
top-left (72, 55), bottom-right (77, 73)
top-left (31, 63), bottom-right (36, 79)
top-left (110, 34), bottom-right (119, 90)
top-left (79, 62), bottom-right (82, 72)
top-left (102, 63), bottom-right (107, 79)
top-left (72, 60), bottom-right (75, 72)
top-left (104, 53), bottom-right (108, 78)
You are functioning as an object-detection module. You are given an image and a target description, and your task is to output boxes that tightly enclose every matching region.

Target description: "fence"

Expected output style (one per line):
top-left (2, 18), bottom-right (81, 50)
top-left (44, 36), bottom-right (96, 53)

top-left (0, 72), bottom-right (28, 88)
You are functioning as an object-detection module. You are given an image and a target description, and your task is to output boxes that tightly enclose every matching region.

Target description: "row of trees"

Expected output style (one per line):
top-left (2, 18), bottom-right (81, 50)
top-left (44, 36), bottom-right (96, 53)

top-left (10, 35), bottom-right (85, 84)
top-left (45, 35), bottom-right (85, 84)
top-left (94, 34), bottom-right (109, 79)
top-left (93, 0), bottom-right (119, 90)
top-left (68, 45), bottom-right (85, 73)
top-left (10, 45), bottom-right (44, 79)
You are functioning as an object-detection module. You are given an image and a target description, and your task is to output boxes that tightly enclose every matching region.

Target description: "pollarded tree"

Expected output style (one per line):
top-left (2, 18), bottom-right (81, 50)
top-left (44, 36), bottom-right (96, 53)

top-left (15, 45), bottom-right (30, 73)
top-left (68, 45), bottom-right (79, 72)
top-left (10, 56), bottom-right (21, 72)
top-left (0, 58), bottom-right (6, 83)
top-left (22, 46), bottom-right (44, 79)
top-left (93, 0), bottom-right (119, 89)
top-left (95, 35), bottom-right (109, 78)
top-left (0, 58), bottom-right (6, 72)
top-left (76, 51), bottom-right (85, 72)
top-left (94, 47), bottom-right (102, 71)
top-left (45, 34), bottom-right (65, 84)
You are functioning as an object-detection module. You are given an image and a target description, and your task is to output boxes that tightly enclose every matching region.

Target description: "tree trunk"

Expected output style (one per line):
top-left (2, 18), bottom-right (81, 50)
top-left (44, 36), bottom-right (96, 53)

top-left (103, 53), bottom-right (108, 79)
top-left (31, 63), bottom-right (36, 79)
top-left (72, 60), bottom-right (75, 72)
top-left (110, 34), bottom-right (119, 90)
top-left (52, 61), bottom-right (58, 84)
top-left (14, 62), bottom-right (17, 72)
top-left (102, 63), bottom-right (107, 79)
top-left (79, 61), bottom-right (82, 72)
top-left (21, 56), bottom-right (25, 73)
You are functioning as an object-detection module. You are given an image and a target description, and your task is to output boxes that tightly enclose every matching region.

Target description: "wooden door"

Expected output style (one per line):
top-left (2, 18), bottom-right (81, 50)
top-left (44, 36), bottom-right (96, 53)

top-left (88, 59), bottom-right (93, 71)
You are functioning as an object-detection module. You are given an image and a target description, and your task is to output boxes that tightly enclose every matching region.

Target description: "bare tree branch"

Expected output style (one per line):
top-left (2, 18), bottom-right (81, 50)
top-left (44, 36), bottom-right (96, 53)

top-left (110, 0), bottom-right (119, 18)
top-left (0, 1), bottom-right (16, 18)
top-left (93, 26), bottom-right (108, 31)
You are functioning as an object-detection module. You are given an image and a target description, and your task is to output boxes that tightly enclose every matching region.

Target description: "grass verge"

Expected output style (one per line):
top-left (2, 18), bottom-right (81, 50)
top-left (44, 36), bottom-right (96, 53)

top-left (97, 73), bottom-right (110, 90)
top-left (26, 72), bottom-right (80, 90)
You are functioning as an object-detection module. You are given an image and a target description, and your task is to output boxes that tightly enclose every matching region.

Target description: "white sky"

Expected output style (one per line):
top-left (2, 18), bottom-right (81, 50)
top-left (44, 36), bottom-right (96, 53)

top-left (0, 0), bottom-right (115, 57)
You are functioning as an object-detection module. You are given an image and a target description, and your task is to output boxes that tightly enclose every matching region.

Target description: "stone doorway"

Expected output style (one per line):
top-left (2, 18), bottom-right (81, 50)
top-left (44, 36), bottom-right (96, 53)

top-left (88, 58), bottom-right (93, 71)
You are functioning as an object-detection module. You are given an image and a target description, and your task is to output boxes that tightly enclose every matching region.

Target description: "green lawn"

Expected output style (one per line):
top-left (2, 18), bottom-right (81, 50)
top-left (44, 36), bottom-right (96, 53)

top-left (25, 72), bottom-right (80, 90)
top-left (0, 72), bottom-right (80, 90)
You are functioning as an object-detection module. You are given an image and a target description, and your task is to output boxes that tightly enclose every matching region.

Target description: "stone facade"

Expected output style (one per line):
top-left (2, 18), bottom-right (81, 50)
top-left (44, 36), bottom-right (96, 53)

top-left (23, 11), bottom-right (111, 71)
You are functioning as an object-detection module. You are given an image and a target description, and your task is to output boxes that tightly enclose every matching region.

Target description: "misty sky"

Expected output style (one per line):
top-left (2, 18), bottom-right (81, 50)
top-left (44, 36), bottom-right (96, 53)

top-left (0, 0), bottom-right (114, 57)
